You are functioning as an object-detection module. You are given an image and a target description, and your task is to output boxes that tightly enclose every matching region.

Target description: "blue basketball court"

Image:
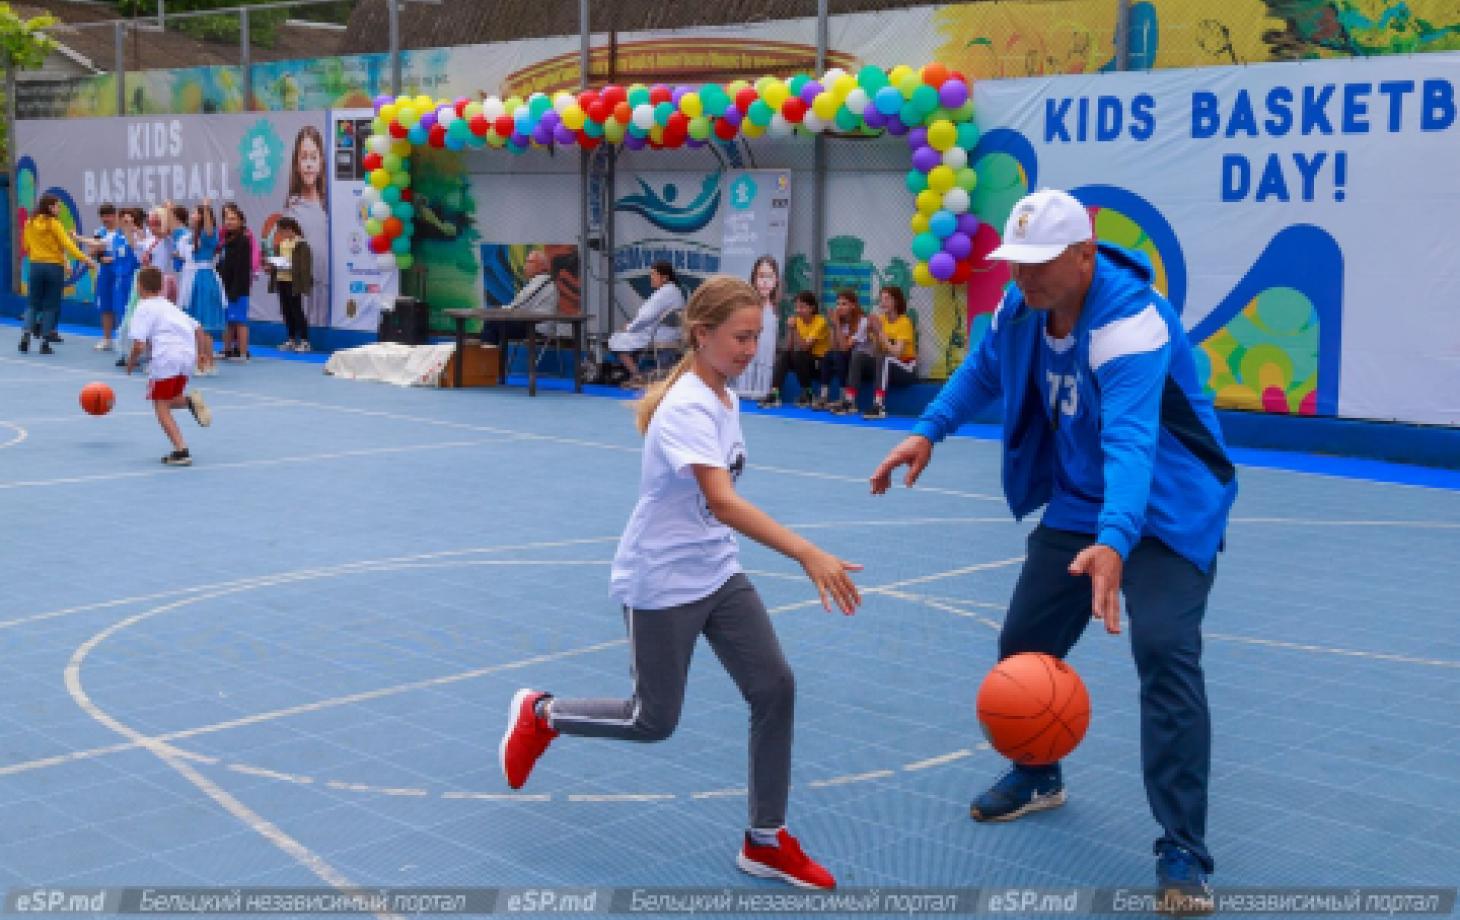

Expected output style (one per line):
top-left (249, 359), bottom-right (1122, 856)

top-left (2, 323), bottom-right (1458, 913)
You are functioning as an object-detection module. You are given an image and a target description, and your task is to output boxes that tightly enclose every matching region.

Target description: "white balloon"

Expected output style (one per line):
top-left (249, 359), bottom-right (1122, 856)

top-left (368, 134), bottom-right (390, 155)
top-left (768, 114), bottom-right (792, 137)
top-left (437, 107), bottom-right (457, 126)
top-left (482, 97), bottom-right (505, 120)
top-left (801, 112), bottom-right (825, 133)
top-left (942, 147), bottom-right (968, 170)
top-left (845, 88), bottom-right (870, 114)
top-left (376, 252), bottom-right (397, 270)
top-left (942, 188), bottom-right (971, 214)
top-left (822, 67), bottom-right (847, 86)
top-left (632, 104), bottom-right (656, 130)
top-left (552, 92), bottom-right (574, 113)
top-left (371, 201), bottom-right (393, 220)
top-left (360, 188), bottom-right (380, 208)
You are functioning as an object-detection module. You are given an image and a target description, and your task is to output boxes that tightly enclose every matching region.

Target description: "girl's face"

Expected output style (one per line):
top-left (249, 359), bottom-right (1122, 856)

top-left (880, 291), bottom-right (896, 315)
top-left (100, 212), bottom-right (117, 229)
top-left (695, 304), bottom-right (763, 381)
top-left (753, 263), bottom-right (777, 299)
top-left (191, 210), bottom-right (203, 230)
top-left (223, 209), bottom-right (243, 233)
top-left (649, 268), bottom-right (665, 288)
top-left (120, 213), bottom-right (137, 231)
top-left (795, 300), bottom-right (815, 320)
top-left (836, 297), bottom-right (854, 317)
top-left (148, 213), bottom-right (164, 234)
top-left (297, 137), bottom-right (322, 192)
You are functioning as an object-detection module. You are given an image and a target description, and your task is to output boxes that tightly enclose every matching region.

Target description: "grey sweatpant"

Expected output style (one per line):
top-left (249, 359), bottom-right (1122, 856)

top-left (549, 573), bottom-right (795, 829)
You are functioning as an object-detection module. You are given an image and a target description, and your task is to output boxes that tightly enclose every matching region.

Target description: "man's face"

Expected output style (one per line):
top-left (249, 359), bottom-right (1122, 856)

top-left (525, 253), bottom-right (547, 277)
top-left (1008, 242), bottom-right (1095, 312)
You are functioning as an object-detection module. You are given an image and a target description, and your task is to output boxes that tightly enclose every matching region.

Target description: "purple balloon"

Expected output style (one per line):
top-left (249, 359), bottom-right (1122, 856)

top-left (938, 79), bottom-right (969, 109)
top-left (624, 133), bottom-right (647, 151)
top-left (929, 251), bottom-right (956, 281)
top-left (510, 131), bottom-right (530, 147)
top-left (944, 232), bottom-right (973, 260)
top-left (672, 85), bottom-right (691, 105)
top-left (539, 110), bottom-right (561, 129)
top-left (862, 108), bottom-right (887, 129)
top-left (532, 123), bottom-right (554, 145)
top-left (886, 119), bottom-right (909, 136)
top-left (799, 81), bottom-right (824, 105)
top-left (686, 137), bottom-right (706, 148)
top-left (906, 127), bottom-right (928, 151)
top-left (374, 94), bottom-right (393, 112)
top-left (722, 105), bottom-right (743, 126)
top-left (956, 213), bottom-right (982, 236)
top-left (553, 124), bottom-right (577, 145)
top-left (419, 110), bottom-right (437, 130)
top-left (911, 145), bottom-right (942, 172)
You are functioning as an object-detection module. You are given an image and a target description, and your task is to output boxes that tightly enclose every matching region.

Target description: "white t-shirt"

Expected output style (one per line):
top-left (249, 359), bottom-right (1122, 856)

top-left (130, 295), bottom-right (200, 379)
top-left (610, 372), bottom-right (746, 610)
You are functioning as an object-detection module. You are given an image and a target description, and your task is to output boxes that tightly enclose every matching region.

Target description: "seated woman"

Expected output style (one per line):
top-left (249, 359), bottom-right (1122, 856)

top-left (839, 285), bottom-right (917, 419)
top-left (759, 291), bottom-right (830, 409)
top-left (608, 260), bottom-right (686, 388)
top-left (818, 288), bottom-right (871, 412)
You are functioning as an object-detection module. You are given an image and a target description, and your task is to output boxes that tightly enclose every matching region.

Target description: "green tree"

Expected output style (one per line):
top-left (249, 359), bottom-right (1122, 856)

top-left (108, 0), bottom-right (353, 48)
top-left (0, 3), bottom-right (58, 162)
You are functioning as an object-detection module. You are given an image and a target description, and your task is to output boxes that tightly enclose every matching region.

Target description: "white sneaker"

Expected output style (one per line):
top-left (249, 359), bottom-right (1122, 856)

top-left (186, 390), bottom-right (212, 427)
top-left (296, 340), bottom-right (311, 353)
top-left (278, 340), bottom-right (295, 352)
top-left (94, 339), bottom-right (114, 352)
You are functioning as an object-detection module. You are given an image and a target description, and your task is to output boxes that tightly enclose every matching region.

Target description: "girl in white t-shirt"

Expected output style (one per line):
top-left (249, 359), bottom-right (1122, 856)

top-left (498, 276), bottom-right (861, 890)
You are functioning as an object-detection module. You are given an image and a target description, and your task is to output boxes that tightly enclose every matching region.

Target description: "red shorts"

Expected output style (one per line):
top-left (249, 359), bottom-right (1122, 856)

top-left (146, 375), bottom-right (188, 401)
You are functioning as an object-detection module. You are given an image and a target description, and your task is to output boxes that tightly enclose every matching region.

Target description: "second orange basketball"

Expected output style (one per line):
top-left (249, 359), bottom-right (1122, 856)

top-left (975, 652), bottom-right (1090, 765)
top-left (79, 381), bottom-right (115, 416)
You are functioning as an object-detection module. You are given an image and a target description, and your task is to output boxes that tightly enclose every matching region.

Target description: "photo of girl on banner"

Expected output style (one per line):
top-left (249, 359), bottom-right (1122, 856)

top-left (283, 125), bottom-right (329, 327)
top-left (729, 254), bottom-right (781, 399)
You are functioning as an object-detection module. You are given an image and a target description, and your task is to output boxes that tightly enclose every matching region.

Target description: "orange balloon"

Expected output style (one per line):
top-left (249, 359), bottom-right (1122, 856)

top-left (382, 216), bottom-right (404, 238)
top-left (613, 101), bottom-right (633, 124)
top-left (921, 62), bottom-right (949, 88)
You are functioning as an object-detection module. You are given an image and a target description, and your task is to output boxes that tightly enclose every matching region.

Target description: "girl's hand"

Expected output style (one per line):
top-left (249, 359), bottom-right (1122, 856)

top-left (797, 546), bottom-right (862, 615)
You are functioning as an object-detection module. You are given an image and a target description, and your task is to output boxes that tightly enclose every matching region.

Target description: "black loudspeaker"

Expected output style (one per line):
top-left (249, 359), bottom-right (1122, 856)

top-left (378, 297), bottom-right (429, 345)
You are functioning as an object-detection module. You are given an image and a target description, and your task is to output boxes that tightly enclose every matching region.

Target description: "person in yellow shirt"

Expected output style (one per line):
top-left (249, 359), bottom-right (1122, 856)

top-left (759, 292), bottom-right (831, 409)
top-left (846, 285), bottom-right (917, 420)
top-left (20, 194), bottom-right (96, 355)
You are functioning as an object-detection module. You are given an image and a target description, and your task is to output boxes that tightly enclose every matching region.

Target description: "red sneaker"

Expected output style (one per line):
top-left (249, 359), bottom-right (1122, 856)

top-left (499, 689), bottom-right (557, 789)
top-left (736, 829), bottom-right (836, 889)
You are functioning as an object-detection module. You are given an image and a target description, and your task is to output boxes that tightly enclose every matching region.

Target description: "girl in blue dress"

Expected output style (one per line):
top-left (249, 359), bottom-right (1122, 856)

top-left (184, 201), bottom-right (225, 371)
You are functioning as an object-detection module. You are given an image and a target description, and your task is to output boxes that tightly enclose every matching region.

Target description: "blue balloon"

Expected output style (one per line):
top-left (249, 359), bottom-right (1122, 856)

top-left (407, 125), bottom-right (428, 146)
top-left (393, 202), bottom-right (414, 220)
top-left (873, 86), bottom-right (904, 116)
top-left (929, 209), bottom-right (958, 239)
top-left (391, 236), bottom-right (411, 254)
top-left (381, 185), bottom-right (401, 204)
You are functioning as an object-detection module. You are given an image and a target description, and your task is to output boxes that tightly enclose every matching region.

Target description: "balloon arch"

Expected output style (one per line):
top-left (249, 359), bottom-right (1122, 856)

top-left (360, 62), bottom-right (982, 286)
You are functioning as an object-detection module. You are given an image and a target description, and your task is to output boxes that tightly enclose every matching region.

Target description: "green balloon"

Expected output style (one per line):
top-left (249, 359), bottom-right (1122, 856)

top-left (654, 101), bottom-right (675, 126)
top-left (748, 99), bottom-right (773, 127)
top-left (381, 185), bottom-right (401, 204)
top-left (956, 123), bottom-right (980, 149)
top-left (912, 84), bottom-right (939, 115)
top-left (528, 95), bottom-right (551, 117)
top-left (834, 106), bottom-right (860, 132)
top-left (688, 116), bottom-right (711, 140)
top-left (396, 253), bottom-right (414, 270)
top-left (364, 218), bottom-right (382, 237)
top-left (955, 167), bottom-right (978, 191)
top-left (857, 65), bottom-right (889, 93)
top-left (393, 201), bottom-right (414, 220)
top-left (788, 74), bottom-right (808, 96)
top-left (392, 171), bottom-right (410, 188)
top-left (912, 232), bottom-right (941, 261)
top-left (627, 86), bottom-right (650, 107)
top-left (905, 169), bottom-right (928, 194)
top-left (582, 119), bottom-right (604, 137)
top-left (382, 153), bottom-right (402, 173)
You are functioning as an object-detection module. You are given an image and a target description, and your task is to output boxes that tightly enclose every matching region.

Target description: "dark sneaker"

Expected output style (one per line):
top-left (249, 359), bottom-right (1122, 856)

top-left (162, 449), bottom-right (192, 466)
top-left (39, 341), bottom-right (53, 355)
top-left (186, 391), bottom-right (212, 427)
top-left (862, 404), bottom-right (888, 420)
top-left (17, 334), bottom-right (28, 353)
top-left (1155, 844), bottom-right (1214, 916)
top-left (737, 829), bottom-right (836, 890)
top-left (499, 689), bottom-right (556, 789)
top-left (757, 392), bottom-right (781, 409)
top-left (970, 763), bottom-right (1065, 822)
top-left (794, 390), bottom-right (812, 408)
top-left (44, 333), bottom-right (62, 343)
top-left (810, 395), bottom-right (828, 411)
top-left (829, 399), bottom-right (856, 415)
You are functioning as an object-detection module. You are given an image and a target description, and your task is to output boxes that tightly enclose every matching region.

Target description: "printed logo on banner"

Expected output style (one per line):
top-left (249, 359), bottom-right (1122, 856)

top-left (238, 119), bottom-right (285, 196)
top-left (730, 174), bottom-right (758, 210)
top-left (616, 174), bottom-right (721, 233)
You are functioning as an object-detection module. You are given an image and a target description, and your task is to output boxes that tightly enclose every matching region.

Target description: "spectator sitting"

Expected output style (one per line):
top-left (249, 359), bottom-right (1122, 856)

top-left (481, 249), bottom-right (558, 378)
top-left (854, 285), bottom-right (918, 420)
top-left (759, 291), bottom-right (830, 409)
top-left (608, 260), bottom-right (686, 389)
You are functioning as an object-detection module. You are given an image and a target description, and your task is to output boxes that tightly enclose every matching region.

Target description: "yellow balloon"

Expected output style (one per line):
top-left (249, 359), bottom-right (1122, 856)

top-left (414, 94), bottom-right (432, 111)
top-left (380, 103), bottom-right (397, 123)
top-left (680, 92), bottom-right (703, 117)
top-left (928, 165), bottom-right (956, 193)
top-left (909, 212), bottom-right (930, 235)
top-left (898, 72), bottom-right (921, 99)
top-left (390, 139), bottom-right (411, 157)
top-left (889, 64), bottom-right (914, 87)
top-left (742, 121), bottom-right (766, 139)
top-left (927, 119), bottom-right (957, 151)
top-left (650, 124), bottom-right (665, 144)
top-left (726, 80), bottom-right (750, 98)
top-left (916, 189), bottom-right (942, 215)
top-left (463, 102), bottom-right (483, 121)
top-left (811, 93), bottom-right (839, 121)
top-left (397, 106), bottom-right (417, 127)
top-left (504, 95), bottom-right (524, 114)
top-left (394, 94), bottom-right (410, 107)
top-left (833, 75), bottom-right (857, 99)
top-left (562, 104), bottom-right (586, 130)
top-left (369, 168), bottom-right (390, 189)
top-left (913, 262), bottom-right (935, 287)
top-left (762, 81), bottom-right (788, 109)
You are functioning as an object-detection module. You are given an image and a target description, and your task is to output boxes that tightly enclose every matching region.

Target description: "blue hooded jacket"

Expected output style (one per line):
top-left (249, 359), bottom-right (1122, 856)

top-left (913, 243), bottom-right (1237, 571)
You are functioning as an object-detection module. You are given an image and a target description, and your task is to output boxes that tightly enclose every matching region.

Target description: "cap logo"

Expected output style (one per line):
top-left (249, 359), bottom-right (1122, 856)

top-left (1014, 211), bottom-right (1031, 239)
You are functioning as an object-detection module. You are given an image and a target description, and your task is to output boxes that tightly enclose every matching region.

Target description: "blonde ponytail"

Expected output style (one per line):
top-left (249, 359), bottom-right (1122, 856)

top-left (631, 274), bottom-right (760, 435)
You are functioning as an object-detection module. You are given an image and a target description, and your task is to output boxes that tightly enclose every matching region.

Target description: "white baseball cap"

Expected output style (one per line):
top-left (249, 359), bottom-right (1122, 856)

top-left (987, 189), bottom-right (1094, 264)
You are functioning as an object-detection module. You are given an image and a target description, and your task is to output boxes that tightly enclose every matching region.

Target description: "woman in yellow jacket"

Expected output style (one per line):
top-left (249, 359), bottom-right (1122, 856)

top-left (20, 194), bottom-right (95, 355)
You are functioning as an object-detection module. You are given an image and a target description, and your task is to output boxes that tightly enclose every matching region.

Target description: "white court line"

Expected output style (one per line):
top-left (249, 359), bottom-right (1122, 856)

top-left (808, 769), bottom-right (895, 788)
top-left (567, 793), bottom-right (676, 803)
top-left (6, 399), bottom-right (299, 425)
top-left (0, 421), bottom-right (27, 450)
top-left (903, 749), bottom-right (977, 772)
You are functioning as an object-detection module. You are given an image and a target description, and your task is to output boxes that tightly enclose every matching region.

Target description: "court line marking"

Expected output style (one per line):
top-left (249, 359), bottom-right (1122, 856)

top-left (0, 421), bottom-right (27, 451)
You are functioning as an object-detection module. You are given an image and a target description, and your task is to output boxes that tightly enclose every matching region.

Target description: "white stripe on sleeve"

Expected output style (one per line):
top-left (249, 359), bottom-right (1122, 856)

top-left (1089, 303), bottom-right (1169, 371)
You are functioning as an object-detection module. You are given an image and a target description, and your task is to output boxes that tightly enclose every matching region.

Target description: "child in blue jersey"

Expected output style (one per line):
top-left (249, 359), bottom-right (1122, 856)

top-left (79, 203), bottom-right (119, 350)
top-left (498, 276), bottom-right (861, 891)
top-left (871, 189), bottom-right (1235, 917)
top-left (109, 208), bottom-right (145, 366)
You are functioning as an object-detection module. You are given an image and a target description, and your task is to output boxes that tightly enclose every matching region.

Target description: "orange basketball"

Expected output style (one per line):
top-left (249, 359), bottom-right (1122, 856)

top-left (975, 652), bottom-right (1090, 765)
top-left (80, 381), bottom-right (115, 416)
